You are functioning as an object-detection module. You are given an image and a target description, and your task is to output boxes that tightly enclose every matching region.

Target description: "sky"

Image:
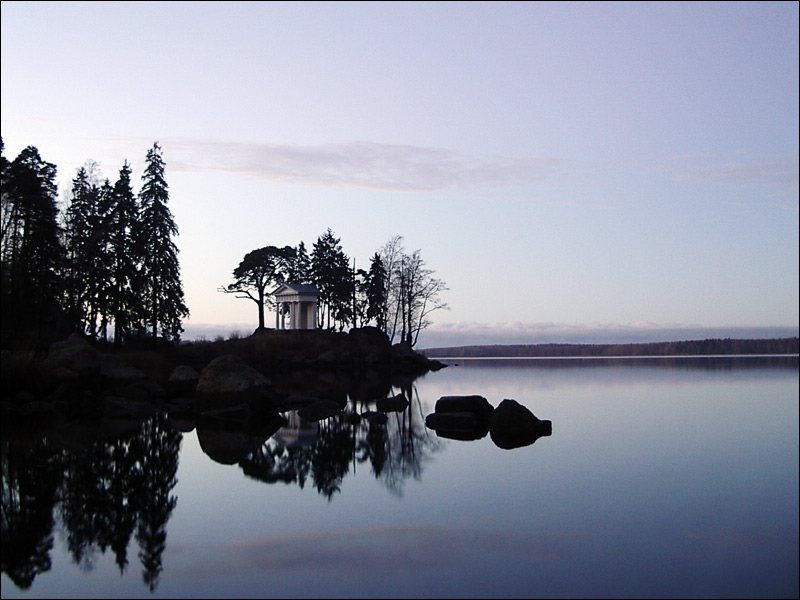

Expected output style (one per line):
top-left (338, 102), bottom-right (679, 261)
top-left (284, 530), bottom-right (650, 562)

top-left (1, 1), bottom-right (798, 348)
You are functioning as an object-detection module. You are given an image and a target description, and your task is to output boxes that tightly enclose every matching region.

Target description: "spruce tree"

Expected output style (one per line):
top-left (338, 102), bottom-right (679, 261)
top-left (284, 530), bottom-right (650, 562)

top-left (138, 142), bottom-right (188, 343)
top-left (366, 252), bottom-right (388, 330)
top-left (63, 165), bottom-right (95, 332)
top-left (285, 240), bottom-right (311, 283)
top-left (93, 178), bottom-right (115, 340)
top-left (108, 160), bottom-right (145, 344)
top-left (311, 229), bottom-right (352, 330)
top-left (63, 162), bottom-right (116, 339)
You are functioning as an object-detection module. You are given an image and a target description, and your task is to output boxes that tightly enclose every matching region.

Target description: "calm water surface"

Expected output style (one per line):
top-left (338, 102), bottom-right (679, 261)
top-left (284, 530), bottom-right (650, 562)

top-left (2, 356), bottom-right (798, 599)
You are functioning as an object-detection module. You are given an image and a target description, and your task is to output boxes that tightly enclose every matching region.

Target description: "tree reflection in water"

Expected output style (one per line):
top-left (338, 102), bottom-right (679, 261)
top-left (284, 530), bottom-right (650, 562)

top-left (1, 436), bottom-right (61, 589)
top-left (1, 381), bottom-right (443, 591)
top-left (239, 382), bottom-right (444, 499)
top-left (2, 383), bottom-right (442, 591)
top-left (1, 413), bottom-right (181, 592)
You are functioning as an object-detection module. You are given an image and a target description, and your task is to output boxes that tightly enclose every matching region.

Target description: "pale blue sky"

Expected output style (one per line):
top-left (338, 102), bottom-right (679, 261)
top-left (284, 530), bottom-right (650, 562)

top-left (2, 1), bottom-right (797, 346)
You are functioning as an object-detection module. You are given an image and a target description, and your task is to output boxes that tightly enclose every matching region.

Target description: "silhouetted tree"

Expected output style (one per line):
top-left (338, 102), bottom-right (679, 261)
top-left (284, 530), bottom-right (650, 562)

top-left (377, 236), bottom-right (448, 346)
top-left (62, 162), bottom-right (114, 339)
top-left (63, 164), bottom-right (95, 332)
top-left (377, 235), bottom-right (406, 341)
top-left (311, 229), bottom-right (352, 330)
top-left (365, 252), bottom-right (388, 330)
top-left (285, 240), bottom-right (312, 283)
top-left (397, 250), bottom-right (448, 347)
top-left (138, 142), bottom-right (188, 343)
top-left (0, 138), bottom-right (10, 251)
top-left (220, 245), bottom-right (296, 329)
top-left (352, 265), bottom-right (370, 328)
top-left (108, 161), bottom-right (146, 344)
top-left (1, 145), bottom-right (64, 340)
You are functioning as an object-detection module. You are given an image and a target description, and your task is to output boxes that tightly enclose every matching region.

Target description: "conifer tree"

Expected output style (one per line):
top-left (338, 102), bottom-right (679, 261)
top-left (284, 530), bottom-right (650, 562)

top-left (93, 178), bottom-right (115, 340)
top-left (138, 142), bottom-right (188, 343)
top-left (63, 162), bottom-right (110, 336)
top-left (285, 240), bottom-right (311, 283)
top-left (108, 160), bottom-right (145, 344)
top-left (311, 229), bottom-right (352, 330)
top-left (366, 252), bottom-right (388, 330)
top-left (2, 146), bottom-right (63, 336)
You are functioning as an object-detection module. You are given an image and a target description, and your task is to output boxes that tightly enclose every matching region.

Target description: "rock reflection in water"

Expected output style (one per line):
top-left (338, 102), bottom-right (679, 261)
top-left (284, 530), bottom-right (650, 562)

top-left (2, 373), bottom-right (550, 593)
top-left (233, 385), bottom-right (442, 500)
top-left (425, 395), bottom-right (552, 449)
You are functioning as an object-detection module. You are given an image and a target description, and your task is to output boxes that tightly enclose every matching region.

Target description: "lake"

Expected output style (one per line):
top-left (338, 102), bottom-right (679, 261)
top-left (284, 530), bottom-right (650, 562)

top-left (2, 356), bottom-right (798, 599)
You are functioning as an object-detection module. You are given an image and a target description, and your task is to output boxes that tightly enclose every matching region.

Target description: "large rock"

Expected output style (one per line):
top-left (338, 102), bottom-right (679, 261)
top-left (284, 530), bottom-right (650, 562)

top-left (99, 354), bottom-right (146, 384)
top-left (196, 354), bottom-right (272, 397)
top-left (349, 326), bottom-right (392, 363)
top-left (425, 395), bottom-right (494, 441)
top-left (425, 411), bottom-right (489, 441)
top-left (167, 365), bottom-right (200, 396)
top-left (43, 334), bottom-right (101, 375)
top-left (489, 399), bottom-right (552, 450)
top-left (435, 395), bottom-right (494, 421)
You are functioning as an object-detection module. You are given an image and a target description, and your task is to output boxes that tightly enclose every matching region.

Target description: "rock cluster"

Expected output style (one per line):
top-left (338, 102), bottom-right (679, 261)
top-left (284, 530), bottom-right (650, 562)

top-left (425, 395), bottom-right (552, 449)
top-left (1, 333), bottom-right (165, 422)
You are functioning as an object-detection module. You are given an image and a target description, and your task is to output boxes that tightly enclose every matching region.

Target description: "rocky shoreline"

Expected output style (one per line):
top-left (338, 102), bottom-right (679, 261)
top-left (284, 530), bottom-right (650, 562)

top-left (1, 328), bottom-right (554, 458)
top-left (1, 327), bottom-right (446, 426)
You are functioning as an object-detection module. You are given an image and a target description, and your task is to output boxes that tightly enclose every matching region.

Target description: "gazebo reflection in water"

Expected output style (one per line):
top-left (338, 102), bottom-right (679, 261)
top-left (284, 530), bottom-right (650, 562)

top-left (274, 410), bottom-right (319, 449)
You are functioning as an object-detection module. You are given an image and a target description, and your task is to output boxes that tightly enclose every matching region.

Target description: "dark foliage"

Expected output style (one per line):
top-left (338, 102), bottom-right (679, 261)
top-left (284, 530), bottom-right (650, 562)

top-left (1, 139), bottom-right (188, 350)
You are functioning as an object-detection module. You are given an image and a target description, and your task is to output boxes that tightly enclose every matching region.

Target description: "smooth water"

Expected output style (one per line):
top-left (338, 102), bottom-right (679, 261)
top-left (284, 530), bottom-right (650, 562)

top-left (2, 356), bottom-right (798, 599)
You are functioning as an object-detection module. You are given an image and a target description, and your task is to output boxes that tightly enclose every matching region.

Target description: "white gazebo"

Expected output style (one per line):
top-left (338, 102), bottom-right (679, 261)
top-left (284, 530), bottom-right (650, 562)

top-left (272, 283), bottom-right (320, 330)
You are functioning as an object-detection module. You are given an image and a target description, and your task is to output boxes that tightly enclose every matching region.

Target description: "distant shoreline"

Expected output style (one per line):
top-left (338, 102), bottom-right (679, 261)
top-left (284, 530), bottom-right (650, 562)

top-left (419, 337), bottom-right (799, 358)
top-left (426, 354), bottom-right (799, 360)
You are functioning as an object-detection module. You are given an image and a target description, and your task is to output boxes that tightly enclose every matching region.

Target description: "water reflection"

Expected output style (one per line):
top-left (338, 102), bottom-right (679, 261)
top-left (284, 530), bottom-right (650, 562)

top-left (2, 364), bottom-right (558, 593)
top-left (211, 384), bottom-right (445, 500)
top-left (1, 413), bottom-right (180, 592)
top-left (2, 379), bottom-right (466, 590)
top-left (424, 395), bottom-right (552, 449)
top-left (4, 357), bottom-right (795, 598)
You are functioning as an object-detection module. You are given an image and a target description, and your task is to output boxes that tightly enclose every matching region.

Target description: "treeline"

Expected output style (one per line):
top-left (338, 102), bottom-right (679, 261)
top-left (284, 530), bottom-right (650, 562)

top-left (1, 138), bottom-right (187, 349)
top-left (422, 337), bottom-right (800, 358)
top-left (222, 233), bottom-right (448, 347)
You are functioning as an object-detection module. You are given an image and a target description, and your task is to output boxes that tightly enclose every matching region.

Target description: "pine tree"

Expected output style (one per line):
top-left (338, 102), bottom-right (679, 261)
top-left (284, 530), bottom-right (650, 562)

top-left (138, 142), bottom-right (188, 343)
top-left (220, 245), bottom-right (295, 330)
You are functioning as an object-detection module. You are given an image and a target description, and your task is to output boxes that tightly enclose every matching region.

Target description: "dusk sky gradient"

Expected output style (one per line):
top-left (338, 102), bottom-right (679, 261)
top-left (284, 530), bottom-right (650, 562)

top-left (2, 1), bottom-right (797, 347)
